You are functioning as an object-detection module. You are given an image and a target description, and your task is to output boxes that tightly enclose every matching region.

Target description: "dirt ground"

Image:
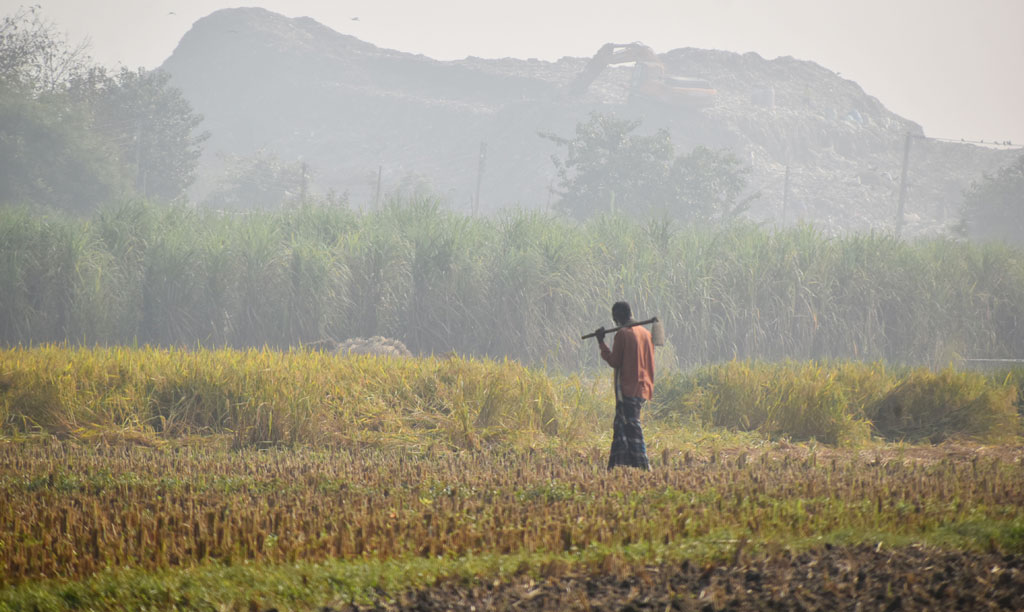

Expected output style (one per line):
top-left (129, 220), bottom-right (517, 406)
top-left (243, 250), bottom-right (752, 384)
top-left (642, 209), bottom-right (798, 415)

top-left (328, 544), bottom-right (1024, 611)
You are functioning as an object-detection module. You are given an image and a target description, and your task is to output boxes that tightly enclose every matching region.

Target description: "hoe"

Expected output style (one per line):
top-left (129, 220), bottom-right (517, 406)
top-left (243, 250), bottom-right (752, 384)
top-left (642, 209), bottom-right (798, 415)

top-left (581, 317), bottom-right (666, 346)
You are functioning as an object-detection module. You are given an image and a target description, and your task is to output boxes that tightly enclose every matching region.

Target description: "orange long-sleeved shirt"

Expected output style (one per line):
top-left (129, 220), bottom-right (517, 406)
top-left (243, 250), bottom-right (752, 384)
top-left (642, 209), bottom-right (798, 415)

top-left (600, 324), bottom-right (655, 401)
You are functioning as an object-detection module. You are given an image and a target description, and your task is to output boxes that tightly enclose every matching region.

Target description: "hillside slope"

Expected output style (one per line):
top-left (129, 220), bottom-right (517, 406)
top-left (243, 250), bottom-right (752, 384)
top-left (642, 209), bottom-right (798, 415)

top-left (162, 7), bottom-right (1018, 235)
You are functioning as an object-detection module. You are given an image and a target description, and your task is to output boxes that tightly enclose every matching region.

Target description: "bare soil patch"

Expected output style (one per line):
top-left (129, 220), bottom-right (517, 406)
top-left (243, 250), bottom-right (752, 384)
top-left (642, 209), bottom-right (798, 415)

top-left (331, 545), bottom-right (1024, 611)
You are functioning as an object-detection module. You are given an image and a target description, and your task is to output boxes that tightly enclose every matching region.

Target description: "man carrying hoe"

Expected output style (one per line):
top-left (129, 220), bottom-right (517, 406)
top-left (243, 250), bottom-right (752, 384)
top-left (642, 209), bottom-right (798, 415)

top-left (594, 301), bottom-right (653, 471)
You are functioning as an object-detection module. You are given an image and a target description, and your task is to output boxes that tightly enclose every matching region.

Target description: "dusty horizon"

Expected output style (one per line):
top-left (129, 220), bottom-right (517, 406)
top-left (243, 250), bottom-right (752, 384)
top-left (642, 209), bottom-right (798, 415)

top-left (6, 0), bottom-right (1023, 144)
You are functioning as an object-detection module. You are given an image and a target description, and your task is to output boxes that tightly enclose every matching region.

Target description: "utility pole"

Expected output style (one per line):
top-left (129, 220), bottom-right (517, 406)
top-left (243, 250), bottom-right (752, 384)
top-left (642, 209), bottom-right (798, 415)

top-left (299, 162), bottom-right (309, 204)
top-left (896, 132), bottom-right (913, 236)
top-left (134, 120), bottom-right (146, 198)
top-left (374, 165), bottom-right (382, 209)
top-left (473, 142), bottom-right (487, 216)
top-left (782, 162), bottom-right (791, 227)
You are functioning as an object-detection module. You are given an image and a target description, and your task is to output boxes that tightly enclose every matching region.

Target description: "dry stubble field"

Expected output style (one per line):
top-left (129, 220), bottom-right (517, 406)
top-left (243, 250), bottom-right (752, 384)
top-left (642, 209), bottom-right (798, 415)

top-left (1, 439), bottom-right (1023, 610)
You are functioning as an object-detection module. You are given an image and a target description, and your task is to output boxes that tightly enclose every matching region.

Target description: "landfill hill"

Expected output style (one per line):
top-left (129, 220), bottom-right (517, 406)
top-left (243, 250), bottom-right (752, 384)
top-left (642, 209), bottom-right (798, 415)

top-left (161, 7), bottom-right (1019, 236)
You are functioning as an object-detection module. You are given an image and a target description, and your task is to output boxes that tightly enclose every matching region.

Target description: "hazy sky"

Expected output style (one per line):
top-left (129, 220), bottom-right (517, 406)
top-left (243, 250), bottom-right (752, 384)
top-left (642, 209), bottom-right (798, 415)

top-left (6, 0), bottom-right (1023, 143)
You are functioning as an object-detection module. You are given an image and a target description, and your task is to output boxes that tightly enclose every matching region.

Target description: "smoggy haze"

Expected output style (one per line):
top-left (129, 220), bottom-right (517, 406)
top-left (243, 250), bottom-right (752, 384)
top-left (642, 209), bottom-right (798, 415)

top-left (6, 0), bottom-right (1024, 144)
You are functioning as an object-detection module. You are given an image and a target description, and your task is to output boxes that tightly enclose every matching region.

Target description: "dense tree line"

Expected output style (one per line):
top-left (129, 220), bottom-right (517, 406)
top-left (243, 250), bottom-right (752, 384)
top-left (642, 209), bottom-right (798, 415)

top-left (0, 7), bottom-right (207, 213)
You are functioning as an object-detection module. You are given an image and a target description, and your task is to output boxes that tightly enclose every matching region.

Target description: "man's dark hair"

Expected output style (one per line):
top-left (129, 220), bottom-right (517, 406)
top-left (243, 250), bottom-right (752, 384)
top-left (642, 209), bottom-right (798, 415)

top-left (612, 301), bottom-right (632, 325)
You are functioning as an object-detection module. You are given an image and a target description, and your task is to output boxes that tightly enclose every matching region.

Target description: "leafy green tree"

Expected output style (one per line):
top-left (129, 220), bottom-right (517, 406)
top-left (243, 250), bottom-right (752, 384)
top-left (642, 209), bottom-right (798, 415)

top-left (0, 7), bottom-right (207, 211)
top-left (0, 86), bottom-right (125, 211)
top-left (0, 6), bottom-right (122, 212)
top-left (91, 68), bottom-right (208, 201)
top-left (543, 113), bottom-right (672, 218)
top-left (543, 112), bottom-right (750, 222)
top-left (958, 153), bottom-right (1024, 245)
top-left (203, 149), bottom-right (309, 210)
top-left (669, 145), bottom-right (750, 223)
top-left (0, 5), bottom-right (91, 94)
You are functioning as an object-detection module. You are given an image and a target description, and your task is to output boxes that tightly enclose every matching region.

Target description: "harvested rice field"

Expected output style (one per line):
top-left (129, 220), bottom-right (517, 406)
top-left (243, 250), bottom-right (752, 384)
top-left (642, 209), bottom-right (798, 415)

top-left (1, 439), bottom-right (1022, 610)
top-left (2, 347), bottom-right (1023, 609)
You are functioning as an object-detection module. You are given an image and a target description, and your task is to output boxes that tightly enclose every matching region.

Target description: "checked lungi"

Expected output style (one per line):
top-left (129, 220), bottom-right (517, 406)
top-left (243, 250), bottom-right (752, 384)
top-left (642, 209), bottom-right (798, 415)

top-left (607, 395), bottom-right (650, 470)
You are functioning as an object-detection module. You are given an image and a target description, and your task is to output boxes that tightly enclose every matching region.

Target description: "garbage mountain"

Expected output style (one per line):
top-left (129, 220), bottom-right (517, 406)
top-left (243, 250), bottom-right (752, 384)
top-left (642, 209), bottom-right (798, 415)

top-left (161, 7), bottom-right (1019, 236)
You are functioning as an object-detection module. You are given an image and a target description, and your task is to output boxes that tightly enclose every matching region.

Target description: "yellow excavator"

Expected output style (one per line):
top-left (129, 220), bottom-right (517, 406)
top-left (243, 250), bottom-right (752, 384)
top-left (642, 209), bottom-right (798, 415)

top-left (570, 42), bottom-right (716, 107)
